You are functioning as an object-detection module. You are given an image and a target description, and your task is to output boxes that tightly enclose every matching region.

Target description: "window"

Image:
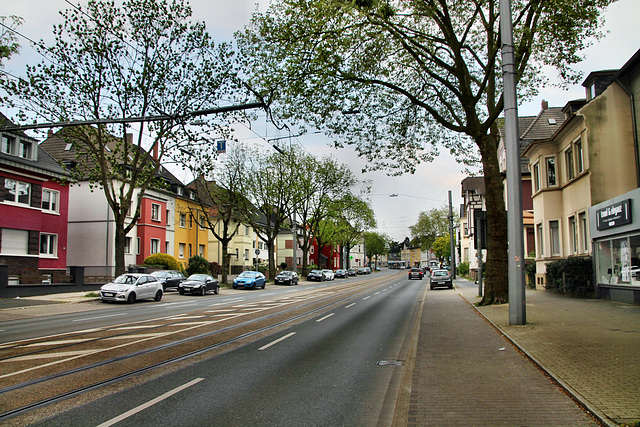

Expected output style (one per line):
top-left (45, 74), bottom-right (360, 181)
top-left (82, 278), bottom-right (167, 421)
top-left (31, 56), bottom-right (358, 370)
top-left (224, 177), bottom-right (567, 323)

top-left (136, 237), bottom-right (141, 255)
top-left (166, 210), bottom-right (170, 225)
top-left (199, 244), bottom-right (205, 257)
top-left (1, 135), bottom-right (16, 155)
top-left (41, 189), bottom-right (59, 213)
top-left (1, 228), bottom-right (28, 254)
top-left (150, 238), bottom-right (160, 254)
top-left (189, 215), bottom-right (193, 229)
top-left (165, 241), bottom-right (170, 253)
top-left (179, 213), bottom-right (186, 228)
top-left (244, 249), bottom-right (249, 260)
top-left (575, 139), bottom-right (584, 173)
top-left (569, 216), bottom-right (577, 255)
top-left (565, 147), bottom-right (574, 181)
top-left (579, 212), bottom-right (588, 254)
top-left (594, 235), bottom-right (640, 285)
top-left (125, 237), bottom-right (132, 254)
top-left (19, 140), bottom-right (33, 159)
top-left (40, 233), bottom-right (57, 256)
top-left (245, 226), bottom-right (250, 236)
top-left (5, 179), bottom-right (31, 205)
top-left (179, 243), bottom-right (185, 258)
top-left (546, 157), bottom-right (557, 187)
top-left (550, 220), bottom-right (560, 256)
top-left (188, 244), bottom-right (192, 258)
top-left (536, 223), bottom-right (544, 258)
top-left (151, 203), bottom-right (161, 221)
top-left (533, 163), bottom-right (541, 193)
top-left (199, 215), bottom-right (205, 230)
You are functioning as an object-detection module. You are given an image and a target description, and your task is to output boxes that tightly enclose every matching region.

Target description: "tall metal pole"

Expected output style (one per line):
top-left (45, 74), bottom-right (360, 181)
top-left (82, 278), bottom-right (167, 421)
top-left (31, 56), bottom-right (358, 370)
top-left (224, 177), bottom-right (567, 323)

top-left (500, 0), bottom-right (526, 325)
top-left (448, 190), bottom-right (456, 279)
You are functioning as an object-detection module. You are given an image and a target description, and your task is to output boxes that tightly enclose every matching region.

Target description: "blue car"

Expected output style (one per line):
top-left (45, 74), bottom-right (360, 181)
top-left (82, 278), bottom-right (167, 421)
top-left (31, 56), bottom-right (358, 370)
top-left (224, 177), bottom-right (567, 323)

top-left (233, 271), bottom-right (266, 290)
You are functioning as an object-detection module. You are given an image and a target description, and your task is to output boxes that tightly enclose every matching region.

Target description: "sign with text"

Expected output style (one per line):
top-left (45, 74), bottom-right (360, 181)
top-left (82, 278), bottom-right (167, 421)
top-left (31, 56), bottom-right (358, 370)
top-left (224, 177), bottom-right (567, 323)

top-left (596, 199), bottom-right (632, 230)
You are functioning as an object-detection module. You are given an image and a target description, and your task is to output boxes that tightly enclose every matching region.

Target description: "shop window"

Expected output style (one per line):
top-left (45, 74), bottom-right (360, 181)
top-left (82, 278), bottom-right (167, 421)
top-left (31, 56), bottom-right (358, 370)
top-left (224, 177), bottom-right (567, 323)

top-left (595, 234), bottom-right (640, 286)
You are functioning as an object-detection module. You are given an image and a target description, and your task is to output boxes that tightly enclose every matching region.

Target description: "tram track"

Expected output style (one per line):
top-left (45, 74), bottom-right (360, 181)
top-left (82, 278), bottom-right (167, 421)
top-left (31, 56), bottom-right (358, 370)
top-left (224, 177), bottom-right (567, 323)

top-left (0, 273), bottom-right (405, 423)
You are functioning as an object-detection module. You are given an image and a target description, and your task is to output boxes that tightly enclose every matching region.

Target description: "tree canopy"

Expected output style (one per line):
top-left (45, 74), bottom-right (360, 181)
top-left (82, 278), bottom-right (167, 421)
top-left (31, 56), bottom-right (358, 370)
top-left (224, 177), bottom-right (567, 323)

top-left (409, 206), bottom-right (453, 251)
top-left (238, 0), bottom-right (614, 304)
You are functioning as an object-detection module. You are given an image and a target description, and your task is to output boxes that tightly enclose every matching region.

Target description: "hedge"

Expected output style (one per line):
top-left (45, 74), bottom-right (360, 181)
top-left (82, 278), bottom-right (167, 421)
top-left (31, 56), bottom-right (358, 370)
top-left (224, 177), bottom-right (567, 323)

top-left (545, 256), bottom-right (593, 297)
top-left (144, 253), bottom-right (182, 271)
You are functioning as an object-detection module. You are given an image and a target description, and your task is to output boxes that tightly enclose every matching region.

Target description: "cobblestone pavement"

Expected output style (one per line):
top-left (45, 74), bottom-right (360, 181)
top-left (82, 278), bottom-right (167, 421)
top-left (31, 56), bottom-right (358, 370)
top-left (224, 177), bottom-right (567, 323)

top-left (458, 279), bottom-right (640, 426)
top-left (404, 281), bottom-right (599, 426)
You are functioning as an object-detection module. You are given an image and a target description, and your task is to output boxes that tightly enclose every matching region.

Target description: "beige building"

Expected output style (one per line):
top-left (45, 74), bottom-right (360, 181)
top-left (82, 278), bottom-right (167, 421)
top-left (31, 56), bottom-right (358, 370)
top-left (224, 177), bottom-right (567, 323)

top-left (523, 65), bottom-right (638, 290)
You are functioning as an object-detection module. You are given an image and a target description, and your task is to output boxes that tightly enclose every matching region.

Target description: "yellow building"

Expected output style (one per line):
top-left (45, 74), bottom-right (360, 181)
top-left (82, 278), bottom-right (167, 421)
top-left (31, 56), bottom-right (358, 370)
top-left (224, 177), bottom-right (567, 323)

top-left (173, 193), bottom-right (209, 269)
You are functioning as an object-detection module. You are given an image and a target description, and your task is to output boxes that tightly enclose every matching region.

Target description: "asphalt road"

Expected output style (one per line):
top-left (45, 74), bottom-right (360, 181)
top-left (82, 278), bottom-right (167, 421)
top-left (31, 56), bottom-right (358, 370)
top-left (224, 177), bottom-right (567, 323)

top-left (5, 270), bottom-right (423, 426)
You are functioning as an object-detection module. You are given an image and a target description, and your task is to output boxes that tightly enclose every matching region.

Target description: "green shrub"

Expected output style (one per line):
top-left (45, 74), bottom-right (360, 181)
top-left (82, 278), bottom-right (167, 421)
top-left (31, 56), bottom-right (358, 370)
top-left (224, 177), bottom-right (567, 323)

top-left (280, 262), bottom-right (288, 271)
top-left (545, 256), bottom-right (593, 297)
top-left (458, 262), bottom-right (469, 276)
top-left (144, 253), bottom-right (181, 271)
top-left (186, 255), bottom-right (211, 276)
top-left (525, 254), bottom-right (537, 289)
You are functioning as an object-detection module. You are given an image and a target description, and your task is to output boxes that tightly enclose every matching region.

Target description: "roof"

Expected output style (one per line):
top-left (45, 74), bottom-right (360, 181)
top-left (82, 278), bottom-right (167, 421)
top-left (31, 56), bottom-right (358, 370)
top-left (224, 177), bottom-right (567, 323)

top-left (461, 176), bottom-right (485, 195)
top-left (0, 113), bottom-right (68, 178)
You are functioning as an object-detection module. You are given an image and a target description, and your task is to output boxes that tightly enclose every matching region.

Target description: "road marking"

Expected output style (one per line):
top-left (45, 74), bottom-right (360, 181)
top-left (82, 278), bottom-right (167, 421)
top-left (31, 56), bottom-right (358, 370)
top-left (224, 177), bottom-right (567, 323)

top-left (3, 349), bottom-right (96, 362)
top-left (258, 332), bottom-right (296, 351)
top-left (96, 378), bottom-right (204, 427)
top-left (72, 313), bottom-right (126, 322)
top-left (345, 303), bottom-right (356, 309)
top-left (363, 296), bottom-right (371, 300)
top-left (316, 313), bottom-right (335, 322)
top-left (374, 292), bottom-right (381, 295)
top-left (19, 339), bottom-right (93, 347)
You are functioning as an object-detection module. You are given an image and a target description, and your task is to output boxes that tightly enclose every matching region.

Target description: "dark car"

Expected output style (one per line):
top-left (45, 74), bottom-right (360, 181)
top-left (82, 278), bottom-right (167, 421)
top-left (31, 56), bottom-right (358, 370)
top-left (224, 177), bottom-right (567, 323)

top-left (307, 270), bottom-right (325, 281)
top-left (430, 269), bottom-right (453, 289)
top-left (178, 274), bottom-right (220, 295)
top-left (150, 270), bottom-right (186, 291)
top-left (334, 269), bottom-right (348, 278)
top-left (274, 270), bottom-right (299, 286)
top-left (233, 271), bottom-right (266, 289)
top-left (356, 267), bottom-right (366, 275)
top-left (408, 268), bottom-right (423, 280)
top-left (347, 268), bottom-right (357, 276)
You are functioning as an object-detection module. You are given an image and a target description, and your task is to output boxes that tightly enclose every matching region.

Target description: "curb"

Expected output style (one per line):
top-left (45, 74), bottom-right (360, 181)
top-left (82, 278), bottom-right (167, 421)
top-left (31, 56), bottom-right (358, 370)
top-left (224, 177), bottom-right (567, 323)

top-left (457, 290), bottom-right (614, 427)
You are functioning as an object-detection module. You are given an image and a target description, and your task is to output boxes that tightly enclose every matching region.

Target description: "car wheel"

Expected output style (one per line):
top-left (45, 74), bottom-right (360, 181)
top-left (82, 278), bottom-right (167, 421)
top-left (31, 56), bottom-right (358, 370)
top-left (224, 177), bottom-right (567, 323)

top-left (154, 290), bottom-right (163, 301)
top-left (127, 292), bottom-right (136, 304)
top-left (252, 283), bottom-right (257, 290)
top-left (200, 287), bottom-right (206, 296)
top-left (430, 285), bottom-right (434, 290)
top-left (449, 284), bottom-right (454, 289)
top-left (262, 282), bottom-right (266, 289)
top-left (214, 286), bottom-right (219, 295)
top-left (178, 289), bottom-right (184, 295)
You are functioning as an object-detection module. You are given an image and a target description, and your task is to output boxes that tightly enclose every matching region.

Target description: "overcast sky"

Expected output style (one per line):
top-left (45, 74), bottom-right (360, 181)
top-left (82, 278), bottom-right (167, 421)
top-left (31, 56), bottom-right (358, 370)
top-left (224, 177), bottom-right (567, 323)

top-left (3, 0), bottom-right (640, 242)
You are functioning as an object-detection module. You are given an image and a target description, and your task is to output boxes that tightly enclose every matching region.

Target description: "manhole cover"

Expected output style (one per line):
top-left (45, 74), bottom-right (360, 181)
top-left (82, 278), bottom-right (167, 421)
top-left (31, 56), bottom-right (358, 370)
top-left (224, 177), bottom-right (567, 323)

top-left (376, 360), bottom-right (404, 366)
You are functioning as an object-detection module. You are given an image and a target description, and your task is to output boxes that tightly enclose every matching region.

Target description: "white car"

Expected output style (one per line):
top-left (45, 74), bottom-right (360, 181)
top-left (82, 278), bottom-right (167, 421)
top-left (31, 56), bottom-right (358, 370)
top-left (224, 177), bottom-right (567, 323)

top-left (322, 269), bottom-right (335, 280)
top-left (100, 273), bottom-right (163, 304)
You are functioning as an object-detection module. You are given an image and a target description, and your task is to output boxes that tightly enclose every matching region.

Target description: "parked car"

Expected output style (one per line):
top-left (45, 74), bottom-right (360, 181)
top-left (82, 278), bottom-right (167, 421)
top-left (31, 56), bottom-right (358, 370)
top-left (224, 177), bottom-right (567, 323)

top-left (233, 271), bottom-right (266, 289)
top-left (334, 269), bottom-right (348, 278)
top-left (178, 274), bottom-right (219, 295)
top-left (307, 270), bottom-right (325, 281)
top-left (274, 270), bottom-right (299, 286)
top-left (150, 270), bottom-right (186, 291)
top-left (356, 267), bottom-right (366, 275)
top-left (322, 269), bottom-right (335, 280)
top-left (100, 273), bottom-right (163, 304)
top-left (347, 268), bottom-right (357, 276)
top-left (430, 269), bottom-right (453, 289)
top-left (408, 268), bottom-right (423, 280)
top-left (363, 267), bottom-right (372, 274)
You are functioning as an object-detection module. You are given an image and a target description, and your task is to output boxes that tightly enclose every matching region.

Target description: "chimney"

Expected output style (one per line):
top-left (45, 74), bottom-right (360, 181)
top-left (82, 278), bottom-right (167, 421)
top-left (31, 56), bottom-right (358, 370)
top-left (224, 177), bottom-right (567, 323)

top-left (541, 100), bottom-right (548, 110)
top-left (48, 129), bottom-right (53, 138)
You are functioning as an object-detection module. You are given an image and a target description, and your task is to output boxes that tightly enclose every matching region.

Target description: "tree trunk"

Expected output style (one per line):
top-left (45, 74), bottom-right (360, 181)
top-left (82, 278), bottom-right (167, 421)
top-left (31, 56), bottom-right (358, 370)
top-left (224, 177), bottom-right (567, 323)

top-left (478, 133), bottom-right (509, 305)
top-left (220, 241), bottom-right (229, 285)
top-left (114, 213), bottom-right (127, 277)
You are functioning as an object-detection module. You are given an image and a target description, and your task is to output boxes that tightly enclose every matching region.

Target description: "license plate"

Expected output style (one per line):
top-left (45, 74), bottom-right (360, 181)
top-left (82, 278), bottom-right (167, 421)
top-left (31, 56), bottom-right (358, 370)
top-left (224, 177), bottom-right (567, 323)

top-left (104, 293), bottom-right (115, 297)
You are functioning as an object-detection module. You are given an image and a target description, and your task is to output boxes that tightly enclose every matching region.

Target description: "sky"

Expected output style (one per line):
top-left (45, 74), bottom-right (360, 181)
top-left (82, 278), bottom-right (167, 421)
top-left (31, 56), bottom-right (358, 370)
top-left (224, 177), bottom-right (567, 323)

top-left (2, 0), bottom-right (640, 242)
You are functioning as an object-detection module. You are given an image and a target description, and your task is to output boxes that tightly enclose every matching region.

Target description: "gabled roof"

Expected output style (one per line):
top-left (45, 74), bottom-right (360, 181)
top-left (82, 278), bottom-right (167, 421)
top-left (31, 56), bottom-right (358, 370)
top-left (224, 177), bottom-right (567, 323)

top-left (461, 176), bottom-right (485, 196)
top-left (0, 112), bottom-right (67, 178)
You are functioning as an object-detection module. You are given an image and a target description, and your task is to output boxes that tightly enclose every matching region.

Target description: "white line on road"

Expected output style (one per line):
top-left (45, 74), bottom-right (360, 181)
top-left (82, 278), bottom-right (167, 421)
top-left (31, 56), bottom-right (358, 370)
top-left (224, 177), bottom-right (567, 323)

top-left (363, 296), bottom-right (371, 300)
top-left (72, 313), bottom-right (126, 322)
top-left (316, 313), bottom-right (335, 322)
top-left (374, 292), bottom-right (381, 295)
top-left (258, 332), bottom-right (296, 351)
top-left (96, 378), bottom-right (204, 427)
top-left (345, 303), bottom-right (356, 309)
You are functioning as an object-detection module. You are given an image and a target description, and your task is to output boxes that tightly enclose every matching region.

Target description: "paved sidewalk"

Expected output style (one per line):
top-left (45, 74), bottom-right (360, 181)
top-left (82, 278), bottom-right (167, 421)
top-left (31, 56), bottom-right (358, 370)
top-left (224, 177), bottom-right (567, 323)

top-left (456, 279), bottom-right (640, 426)
top-left (404, 280), bottom-right (599, 426)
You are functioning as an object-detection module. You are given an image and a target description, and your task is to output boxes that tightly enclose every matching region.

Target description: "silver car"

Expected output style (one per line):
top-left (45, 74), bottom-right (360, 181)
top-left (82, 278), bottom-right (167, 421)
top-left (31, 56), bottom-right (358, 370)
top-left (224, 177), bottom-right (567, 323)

top-left (429, 269), bottom-right (453, 290)
top-left (100, 273), bottom-right (163, 303)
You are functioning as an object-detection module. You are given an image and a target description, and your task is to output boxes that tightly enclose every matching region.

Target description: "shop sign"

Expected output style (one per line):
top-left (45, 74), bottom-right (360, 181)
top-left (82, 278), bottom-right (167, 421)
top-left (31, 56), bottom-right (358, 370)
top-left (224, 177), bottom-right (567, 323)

top-left (596, 199), bottom-right (632, 230)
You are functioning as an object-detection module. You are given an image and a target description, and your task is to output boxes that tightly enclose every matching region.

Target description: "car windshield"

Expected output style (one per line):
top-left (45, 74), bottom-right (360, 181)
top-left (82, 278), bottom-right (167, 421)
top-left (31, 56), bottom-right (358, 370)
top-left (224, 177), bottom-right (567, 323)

top-left (188, 274), bottom-right (209, 281)
top-left (239, 272), bottom-right (258, 278)
top-left (113, 275), bottom-right (138, 284)
top-left (434, 271), bottom-right (449, 276)
top-left (310, 270), bottom-right (322, 274)
top-left (279, 271), bottom-right (293, 276)
top-left (151, 271), bottom-right (169, 279)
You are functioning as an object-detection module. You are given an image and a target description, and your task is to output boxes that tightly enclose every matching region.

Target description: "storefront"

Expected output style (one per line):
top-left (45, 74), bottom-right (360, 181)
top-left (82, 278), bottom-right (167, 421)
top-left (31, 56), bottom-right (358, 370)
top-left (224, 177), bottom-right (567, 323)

top-left (590, 188), bottom-right (640, 305)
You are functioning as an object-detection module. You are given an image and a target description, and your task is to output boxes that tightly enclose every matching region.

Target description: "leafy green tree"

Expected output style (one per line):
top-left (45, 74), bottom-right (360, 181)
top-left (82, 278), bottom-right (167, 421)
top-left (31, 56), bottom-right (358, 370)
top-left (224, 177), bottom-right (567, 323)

top-left (0, 15), bottom-right (22, 68)
top-left (409, 207), bottom-right (452, 252)
top-left (238, 0), bottom-right (613, 304)
top-left (364, 231), bottom-right (388, 269)
top-left (3, 0), bottom-right (239, 276)
top-left (433, 234), bottom-right (454, 263)
top-left (333, 195), bottom-right (376, 268)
